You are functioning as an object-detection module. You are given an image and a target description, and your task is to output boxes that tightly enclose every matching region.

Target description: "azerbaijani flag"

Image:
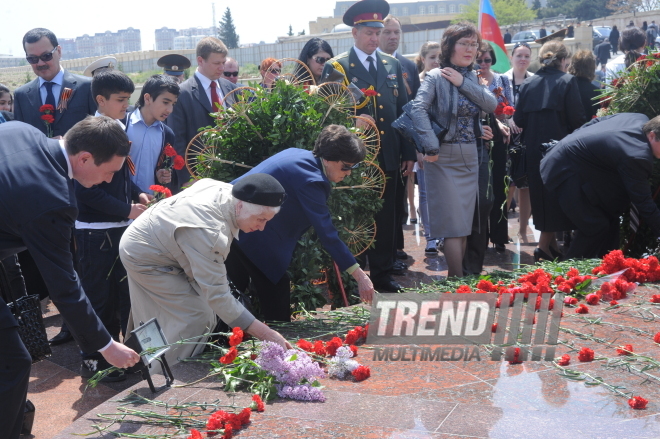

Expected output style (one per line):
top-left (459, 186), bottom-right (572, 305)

top-left (478, 0), bottom-right (510, 73)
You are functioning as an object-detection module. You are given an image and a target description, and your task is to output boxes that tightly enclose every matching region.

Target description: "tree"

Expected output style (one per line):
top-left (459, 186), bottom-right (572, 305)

top-left (299, 29), bottom-right (306, 36)
top-left (532, 0), bottom-right (542, 11)
top-left (288, 25), bottom-right (294, 36)
top-left (454, 0), bottom-right (537, 26)
top-left (607, 0), bottom-right (659, 12)
top-left (539, 0), bottom-right (614, 20)
top-left (219, 7), bottom-right (240, 49)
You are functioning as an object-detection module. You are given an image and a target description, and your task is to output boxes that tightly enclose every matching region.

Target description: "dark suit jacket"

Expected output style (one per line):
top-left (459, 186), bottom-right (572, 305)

top-left (167, 74), bottom-right (237, 188)
top-left (541, 113), bottom-right (660, 233)
top-left (323, 48), bottom-right (415, 171)
top-left (594, 42), bottom-right (611, 63)
top-left (0, 122), bottom-right (110, 352)
top-left (13, 70), bottom-right (96, 137)
top-left (575, 77), bottom-right (600, 120)
top-left (233, 148), bottom-right (357, 284)
top-left (395, 52), bottom-right (421, 100)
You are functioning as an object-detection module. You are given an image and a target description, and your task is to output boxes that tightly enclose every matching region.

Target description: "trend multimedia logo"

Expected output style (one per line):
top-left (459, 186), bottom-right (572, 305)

top-left (366, 292), bottom-right (564, 362)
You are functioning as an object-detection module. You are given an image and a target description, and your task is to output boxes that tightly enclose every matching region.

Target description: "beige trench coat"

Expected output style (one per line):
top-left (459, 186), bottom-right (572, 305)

top-left (119, 179), bottom-right (255, 369)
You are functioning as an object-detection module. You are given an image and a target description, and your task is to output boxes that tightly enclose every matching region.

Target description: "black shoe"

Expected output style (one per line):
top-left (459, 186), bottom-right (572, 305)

top-left (373, 278), bottom-right (403, 292)
top-left (81, 358), bottom-right (126, 382)
top-left (396, 250), bottom-right (408, 260)
top-left (533, 248), bottom-right (555, 263)
top-left (391, 260), bottom-right (407, 275)
top-left (494, 243), bottom-right (506, 254)
top-left (49, 329), bottom-right (73, 346)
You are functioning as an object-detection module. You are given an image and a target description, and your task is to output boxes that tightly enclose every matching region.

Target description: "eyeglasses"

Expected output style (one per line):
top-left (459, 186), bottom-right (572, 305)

top-left (269, 69), bottom-right (281, 74)
top-left (313, 56), bottom-right (330, 65)
top-left (476, 58), bottom-right (493, 64)
top-left (223, 71), bottom-right (239, 77)
top-left (26, 46), bottom-right (57, 64)
top-left (340, 161), bottom-right (361, 172)
top-left (457, 42), bottom-right (479, 49)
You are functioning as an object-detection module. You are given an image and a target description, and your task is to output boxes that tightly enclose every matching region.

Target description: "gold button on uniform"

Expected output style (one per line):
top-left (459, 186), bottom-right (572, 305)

top-left (379, 105), bottom-right (383, 109)
top-left (380, 118), bottom-right (384, 122)
top-left (377, 93), bottom-right (381, 97)
top-left (380, 130), bottom-right (385, 134)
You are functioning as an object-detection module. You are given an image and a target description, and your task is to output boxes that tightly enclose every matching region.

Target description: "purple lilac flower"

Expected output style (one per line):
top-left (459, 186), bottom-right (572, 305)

top-left (278, 384), bottom-right (326, 402)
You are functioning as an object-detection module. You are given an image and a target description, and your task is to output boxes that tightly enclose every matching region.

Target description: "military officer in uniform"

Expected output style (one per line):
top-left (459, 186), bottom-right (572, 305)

top-left (157, 54), bottom-right (192, 84)
top-left (322, 0), bottom-right (415, 292)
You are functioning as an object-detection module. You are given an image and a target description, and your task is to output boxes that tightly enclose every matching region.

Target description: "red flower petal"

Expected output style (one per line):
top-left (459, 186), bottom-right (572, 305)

top-left (628, 396), bottom-right (649, 409)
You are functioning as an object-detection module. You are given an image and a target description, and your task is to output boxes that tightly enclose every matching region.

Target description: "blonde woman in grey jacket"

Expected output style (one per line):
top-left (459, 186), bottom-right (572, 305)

top-left (411, 23), bottom-right (497, 277)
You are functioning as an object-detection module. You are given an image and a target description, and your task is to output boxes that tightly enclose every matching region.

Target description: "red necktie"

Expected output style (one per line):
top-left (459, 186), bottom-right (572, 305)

top-left (210, 80), bottom-right (221, 109)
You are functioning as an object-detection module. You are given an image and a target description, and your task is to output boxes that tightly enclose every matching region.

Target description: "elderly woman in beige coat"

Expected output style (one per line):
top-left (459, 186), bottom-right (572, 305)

top-left (119, 174), bottom-right (291, 369)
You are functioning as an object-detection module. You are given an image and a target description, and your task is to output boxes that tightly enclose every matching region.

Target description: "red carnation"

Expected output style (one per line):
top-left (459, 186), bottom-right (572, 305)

top-left (207, 413), bottom-right (224, 436)
top-left (349, 344), bottom-right (358, 357)
top-left (564, 297), bottom-right (578, 305)
top-left (39, 104), bottom-right (55, 112)
top-left (557, 354), bottom-right (570, 366)
top-left (508, 347), bottom-right (523, 364)
top-left (238, 407), bottom-right (251, 425)
top-left (503, 105), bottom-right (515, 116)
top-left (229, 327), bottom-right (243, 347)
top-left (654, 332), bottom-right (660, 344)
top-left (222, 424), bottom-right (233, 439)
top-left (251, 394), bottom-right (265, 412)
top-left (188, 429), bottom-right (203, 439)
top-left (360, 88), bottom-right (378, 97)
top-left (41, 114), bottom-right (55, 124)
top-left (173, 155), bottom-right (186, 170)
top-left (576, 304), bottom-right (589, 314)
top-left (617, 344), bottom-right (634, 356)
top-left (312, 340), bottom-right (326, 356)
top-left (351, 365), bottom-right (371, 381)
top-left (326, 337), bottom-right (343, 356)
top-left (578, 347), bottom-right (595, 362)
top-left (456, 285), bottom-right (472, 294)
top-left (650, 295), bottom-right (660, 303)
top-left (610, 300), bottom-right (619, 306)
top-left (585, 293), bottom-right (600, 305)
top-left (220, 346), bottom-right (238, 364)
top-left (344, 329), bottom-right (359, 345)
top-left (628, 396), bottom-right (649, 409)
top-left (164, 144), bottom-right (177, 157)
top-left (296, 339), bottom-right (313, 352)
top-left (491, 323), bottom-right (498, 333)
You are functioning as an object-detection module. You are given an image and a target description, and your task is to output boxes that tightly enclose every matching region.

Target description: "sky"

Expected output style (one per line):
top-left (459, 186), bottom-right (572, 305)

top-left (1, 0), bottom-right (427, 57)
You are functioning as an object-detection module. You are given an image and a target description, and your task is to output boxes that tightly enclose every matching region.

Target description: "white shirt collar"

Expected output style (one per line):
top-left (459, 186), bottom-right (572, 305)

top-left (195, 69), bottom-right (216, 90)
top-left (353, 45), bottom-right (377, 65)
top-left (39, 68), bottom-right (64, 87)
top-left (58, 139), bottom-right (73, 179)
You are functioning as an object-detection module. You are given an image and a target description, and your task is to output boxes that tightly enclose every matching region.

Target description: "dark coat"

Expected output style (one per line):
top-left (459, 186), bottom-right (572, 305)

top-left (0, 122), bottom-right (110, 352)
top-left (167, 74), bottom-right (237, 188)
top-left (513, 67), bottom-right (586, 231)
top-left (504, 32), bottom-right (512, 44)
top-left (232, 148), bottom-right (357, 284)
top-left (395, 52), bottom-right (421, 100)
top-left (575, 77), bottom-right (600, 120)
top-left (594, 41), bottom-right (611, 64)
top-left (13, 70), bottom-right (96, 137)
top-left (541, 113), bottom-right (660, 235)
top-left (323, 48), bottom-right (415, 171)
top-left (610, 28), bottom-right (620, 52)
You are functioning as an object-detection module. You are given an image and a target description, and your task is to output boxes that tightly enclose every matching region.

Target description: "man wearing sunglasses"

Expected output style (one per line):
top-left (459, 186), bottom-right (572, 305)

top-left (223, 58), bottom-right (244, 86)
top-left (225, 125), bottom-right (375, 322)
top-left (14, 28), bottom-right (96, 138)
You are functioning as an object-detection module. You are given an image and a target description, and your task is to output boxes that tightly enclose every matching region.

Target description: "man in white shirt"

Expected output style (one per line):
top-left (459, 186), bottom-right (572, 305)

top-left (167, 37), bottom-right (238, 189)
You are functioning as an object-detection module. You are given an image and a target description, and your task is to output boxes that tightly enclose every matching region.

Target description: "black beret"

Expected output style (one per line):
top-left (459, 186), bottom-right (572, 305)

top-left (232, 173), bottom-right (286, 207)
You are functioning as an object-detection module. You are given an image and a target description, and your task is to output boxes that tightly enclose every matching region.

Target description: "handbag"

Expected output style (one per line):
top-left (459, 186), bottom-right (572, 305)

top-left (0, 263), bottom-right (52, 363)
top-left (508, 133), bottom-right (528, 189)
top-left (392, 102), bottom-right (447, 153)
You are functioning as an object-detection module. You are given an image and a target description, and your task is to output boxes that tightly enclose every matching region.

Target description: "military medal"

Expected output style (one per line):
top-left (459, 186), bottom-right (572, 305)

top-left (394, 89), bottom-right (398, 97)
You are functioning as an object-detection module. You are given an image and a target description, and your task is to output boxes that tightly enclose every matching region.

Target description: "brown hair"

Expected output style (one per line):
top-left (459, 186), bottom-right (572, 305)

top-left (260, 57), bottom-right (281, 71)
top-left (477, 41), bottom-right (496, 65)
top-left (383, 15), bottom-right (401, 26)
top-left (196, 37), bottom-right (228, 60)
top-left (415, 41), bottom-right (441, 73)
top-left (568, 49), bottom-right (596, 81)
top-left (440, 22), bottom-right (481, 70)
top-left (538, 40), bottom-right (570, 69)
top-left (643, 115), bottom-right (660, 137)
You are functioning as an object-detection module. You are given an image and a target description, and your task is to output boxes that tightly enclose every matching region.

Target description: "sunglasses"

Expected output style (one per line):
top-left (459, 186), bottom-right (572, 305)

top-left (313, 56), bottom-right (330, 65)
top-left (476, 58), bottom-right (493, 64)
top-left (513, 42), bottom-right (531, 51)
top-left (269, 69), bottom-right (281, 74)
top-left (340, 161), bottom-right (361, 172)
top-left (223, 71), bottom-right (239, 77)
top-left (26, 46), bottom-right (57, 65)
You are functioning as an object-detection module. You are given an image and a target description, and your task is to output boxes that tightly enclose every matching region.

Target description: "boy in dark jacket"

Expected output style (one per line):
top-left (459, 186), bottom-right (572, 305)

top-left (75, 70), bottom-right (149, 381)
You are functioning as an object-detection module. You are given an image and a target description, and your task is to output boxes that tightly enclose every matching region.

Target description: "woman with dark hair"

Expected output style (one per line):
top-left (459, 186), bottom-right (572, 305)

top-left (513, 41), bottom-right (586, 262)
top-left (296, 37), bottom-right (334, 84)
top-left (610, 25), bottom-right (620, 55)
top-left (568, 50), bottom-right (599, 119)
top-left (411, 23), bottom-right (497, 277)
top-left (606, 27), bottom-right (647, 83)
top-left (476, 42), bottom-right (512, 255)
top-left (0, 85), bottom-right (13, 123)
